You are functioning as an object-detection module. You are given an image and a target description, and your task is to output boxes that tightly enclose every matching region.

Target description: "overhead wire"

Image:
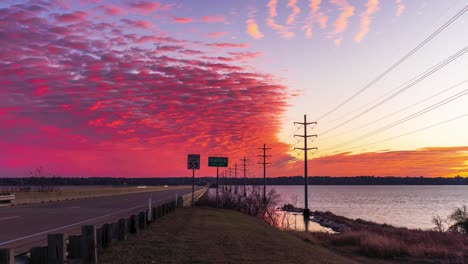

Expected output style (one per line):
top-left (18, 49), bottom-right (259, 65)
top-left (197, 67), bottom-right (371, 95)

top-left (323, 112), bottom-right (468, 156)
top-left (318, 45), bottom-right (468, 137)
top-left (318, 79), bottom-right (468, 142)
top-left (315, 3), bottom-right (468, 122)
top-left (320, 84), bottom-right (468, 153)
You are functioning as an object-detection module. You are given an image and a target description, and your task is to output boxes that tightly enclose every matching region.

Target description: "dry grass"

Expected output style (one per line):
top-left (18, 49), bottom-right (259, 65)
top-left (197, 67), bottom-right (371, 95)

top-left (11, 186), bottom-right (191, 205)
top-left (292, 212), bottom-right (468, 263)
top-left (100, 207), bottom-right (357, 264)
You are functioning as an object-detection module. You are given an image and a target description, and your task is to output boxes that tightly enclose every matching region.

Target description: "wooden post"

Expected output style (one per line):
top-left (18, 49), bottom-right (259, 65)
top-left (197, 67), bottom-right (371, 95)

top-left (30, 246), bottom-right (48, 264)
top-left (68, 235), bottom-right (82, 259)
top-left (47, 233), bottom-right (65, 264)
top-left (152, 207), bottom-right (157, 221)
top-left (0, 248), bottom-right (14, 264)
top-left (111, 222), bottom-right (118, 243)
top-left (117, 218), bottom-right (127, 241)
top-left (102, 223), bottom-right (112, 249)
top-left (130, 214), bottom-right (138, 234)
top-left (82, 225), bottom-right (97, 264)
top-left (138, 211), bottom-right (147, 230)
top-left (96, 227), bottom-right (103, 251)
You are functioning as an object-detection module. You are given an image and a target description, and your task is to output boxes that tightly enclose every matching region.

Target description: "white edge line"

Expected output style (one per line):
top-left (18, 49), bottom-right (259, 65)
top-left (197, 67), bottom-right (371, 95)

top-left (0, 199), bottom-right (164, 246)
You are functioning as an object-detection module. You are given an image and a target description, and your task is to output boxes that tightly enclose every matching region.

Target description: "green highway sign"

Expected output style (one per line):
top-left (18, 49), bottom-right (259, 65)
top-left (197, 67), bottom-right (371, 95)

top-left (208, 157), bottom-right (228, 167)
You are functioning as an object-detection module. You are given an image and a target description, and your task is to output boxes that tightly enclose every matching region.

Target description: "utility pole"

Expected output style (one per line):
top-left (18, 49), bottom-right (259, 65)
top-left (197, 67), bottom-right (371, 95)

top-left (228, 167), bottom-right (232, 193)
top-left (242, 157), bottom-right (247, 197)
top-left (234, 163), bottom-right (238, 194)
top-left (258, 144), bottom-right (271, 203)
top-left (294, 115), bottom-right (317, 220)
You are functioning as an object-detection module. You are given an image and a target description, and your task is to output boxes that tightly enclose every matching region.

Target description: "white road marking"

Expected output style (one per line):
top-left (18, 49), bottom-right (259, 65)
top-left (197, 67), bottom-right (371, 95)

top-left (0, 216), bottom-right (20, 221)
top-left (0, 199), bottom-right (163, 246)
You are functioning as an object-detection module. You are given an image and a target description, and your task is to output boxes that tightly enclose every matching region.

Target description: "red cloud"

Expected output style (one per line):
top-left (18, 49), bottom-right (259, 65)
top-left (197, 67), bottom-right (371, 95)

top-left (201, 15), bottom-right (225, 23)
top-left (129, 1), bottom-right (171, 13)
top-left (173, 17), bottom-right (193, 23)
top-left (55, 11), bottom-right (87, 23)
top-left (0, 2), bottom-right (290, 177)
top-left (205, 31), bottom-right (229, 38)
top-left (207, 42), bottom-right (249, 48)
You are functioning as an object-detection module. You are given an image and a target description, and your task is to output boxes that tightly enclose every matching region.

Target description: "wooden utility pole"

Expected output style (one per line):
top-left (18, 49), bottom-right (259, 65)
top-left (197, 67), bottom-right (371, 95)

top-left (294, 115), bottom-right (317, 219)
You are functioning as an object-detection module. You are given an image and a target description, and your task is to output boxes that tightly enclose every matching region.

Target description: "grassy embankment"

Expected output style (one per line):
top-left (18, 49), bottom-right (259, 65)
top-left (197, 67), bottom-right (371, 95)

top-left (293, 211), bottom-right (468, 263)
top-left (100, 207), bottom-right (358, 264)
top-left (10, 186), bottom-right (191, 205)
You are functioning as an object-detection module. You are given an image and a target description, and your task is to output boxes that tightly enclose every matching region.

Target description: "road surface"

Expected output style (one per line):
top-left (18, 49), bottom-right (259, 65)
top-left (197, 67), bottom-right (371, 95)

top-left (0, 186), bottom-right (201, 254)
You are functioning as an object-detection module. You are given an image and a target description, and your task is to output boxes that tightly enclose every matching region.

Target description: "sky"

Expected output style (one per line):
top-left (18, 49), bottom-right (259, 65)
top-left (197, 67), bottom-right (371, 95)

top-left (0, 0), bottom-right (467, 178)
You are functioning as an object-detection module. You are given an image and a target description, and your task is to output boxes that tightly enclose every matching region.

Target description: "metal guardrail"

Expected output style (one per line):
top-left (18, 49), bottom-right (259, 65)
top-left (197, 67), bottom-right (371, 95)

top-left (0, 195), bottom-right (15, 207)
top-left (0, 188), bottom-right (208, 264)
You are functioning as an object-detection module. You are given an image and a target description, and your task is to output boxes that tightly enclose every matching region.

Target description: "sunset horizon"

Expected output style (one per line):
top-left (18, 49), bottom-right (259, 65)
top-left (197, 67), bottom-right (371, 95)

top-left (1, 0), bottom-right (468, 178)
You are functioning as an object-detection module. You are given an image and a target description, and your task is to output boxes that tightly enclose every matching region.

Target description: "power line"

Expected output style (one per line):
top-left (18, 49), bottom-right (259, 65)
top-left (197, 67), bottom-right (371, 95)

top-left (318, 79), bottom-right (468, 142)
top-left (320, 85), bottom-right (468, 153)
top-left (324, 112), bottom-right (468, 155)
top-left (316, 3), bottom-right (468, 121)
top-left (319, 45), bottom-right (468, 136)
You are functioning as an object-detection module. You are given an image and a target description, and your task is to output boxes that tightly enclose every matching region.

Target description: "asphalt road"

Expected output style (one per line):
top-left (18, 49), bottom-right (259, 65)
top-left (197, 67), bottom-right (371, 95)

top-left (0, 186), bottom-right (201, 254)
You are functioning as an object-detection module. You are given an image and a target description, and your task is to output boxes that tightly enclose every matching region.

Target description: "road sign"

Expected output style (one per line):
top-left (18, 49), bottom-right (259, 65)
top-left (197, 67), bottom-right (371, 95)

top-left (187, 154), bottom-right (200, 170)
top-left (208, 157), bottom-right (228, 167)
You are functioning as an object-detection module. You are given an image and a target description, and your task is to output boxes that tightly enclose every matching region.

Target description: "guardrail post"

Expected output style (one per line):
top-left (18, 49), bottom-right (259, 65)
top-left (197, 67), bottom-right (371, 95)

top-left (82, 225), bottom-right (97, 264)
top-left (117, 218), bottom-right (127, 241)
top-left (31, 246), bottom-right (48, 264)
top-left (0, 248), bottom-right (14, 264)
top-left (96, 227), bottom-right (103, 252)
top-left (111, 222), bottom-right (118, 243)
top-left (68, 235), bottom-right (82, 259)
top-left (48, 233), bottom-right (65, 264)
top-left (152, 207), bottom-right (157, 221)
top-left (130, 214), bottom-right (138, 234)
top-left (138, 211), bottom-right (147, 230)
top-left (102, 223), bottom-right (112, 249)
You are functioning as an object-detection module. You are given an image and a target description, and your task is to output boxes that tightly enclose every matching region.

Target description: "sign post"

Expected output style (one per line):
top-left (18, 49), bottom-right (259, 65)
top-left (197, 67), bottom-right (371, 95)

top-left (187, 154), bottom-right (200, 207)
top-left (208, 157), bottom-right (228, 207)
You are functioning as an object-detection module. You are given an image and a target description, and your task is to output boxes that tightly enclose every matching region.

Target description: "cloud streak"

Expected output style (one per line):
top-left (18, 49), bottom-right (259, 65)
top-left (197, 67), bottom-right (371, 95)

top-left (354, 0), bottom-right (379, 42)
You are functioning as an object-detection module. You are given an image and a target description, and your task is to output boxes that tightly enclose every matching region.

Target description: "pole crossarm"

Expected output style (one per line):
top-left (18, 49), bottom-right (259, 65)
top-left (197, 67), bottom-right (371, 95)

top-left (294, 134), bottom-right (318, 138)
top-left (294, 147), bottom-right (318, 151)
top-left (294, 121), bottom-right (317, 125)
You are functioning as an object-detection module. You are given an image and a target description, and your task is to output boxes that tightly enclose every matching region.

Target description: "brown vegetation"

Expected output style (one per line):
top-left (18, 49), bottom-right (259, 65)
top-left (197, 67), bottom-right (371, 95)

top-left (293, 211), bottom-right (468, 263)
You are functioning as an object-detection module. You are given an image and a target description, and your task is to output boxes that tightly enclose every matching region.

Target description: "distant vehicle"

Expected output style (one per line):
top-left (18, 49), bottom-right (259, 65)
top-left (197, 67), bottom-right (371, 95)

top-left (164, 185), bottom-right (169, 188)
top-left (136, 186), bottom-right (147, 189)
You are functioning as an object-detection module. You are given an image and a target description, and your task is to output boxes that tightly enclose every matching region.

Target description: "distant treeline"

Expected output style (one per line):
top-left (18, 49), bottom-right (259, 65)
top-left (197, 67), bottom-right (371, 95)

top-left (0, 176), bottom-right (467, 186)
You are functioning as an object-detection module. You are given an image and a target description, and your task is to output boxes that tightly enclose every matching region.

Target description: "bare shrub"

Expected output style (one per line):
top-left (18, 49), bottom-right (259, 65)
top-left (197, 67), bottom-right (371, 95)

top-left (200, 185), bottom-right (281, 226)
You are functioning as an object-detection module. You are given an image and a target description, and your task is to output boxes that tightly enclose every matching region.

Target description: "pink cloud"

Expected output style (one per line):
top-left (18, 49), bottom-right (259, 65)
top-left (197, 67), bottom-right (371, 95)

top-left (286, 0), bottom-right (300, 25)
top-left (354, 0), bottom-right (380, 42)
top-left (246, 19), bottom-right (264, 39)
top-left (330, 0), bottom-right (355, 35)
top-left (0, 3), bottom-right (290, 177)
top-left (173, 17), bottom-right (193, 23)
top-left (396, 0), bottom-right (405, 16)
top-left (303, 0), bottom-right (328, 38)
top-left (205, 31), bottom-right (229, 38)
top-left (201, 15), bottom-right (225, 23)
top-left (207, 42), bottom-right (249, 48)
top-left (55, 11), bottom-right (87, 23)
top-left (129, 1), bottom-right (171, 14)
top-left (99, 5), bottom-right (122, 15)
top-left (266, 0), bottom-right (294, 39)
